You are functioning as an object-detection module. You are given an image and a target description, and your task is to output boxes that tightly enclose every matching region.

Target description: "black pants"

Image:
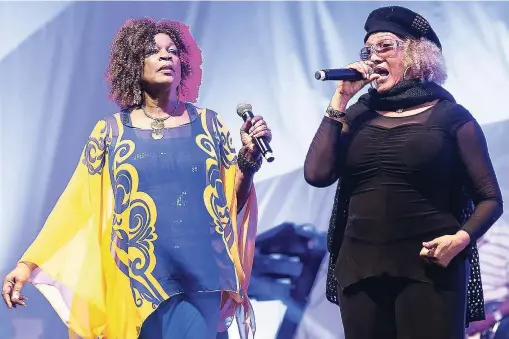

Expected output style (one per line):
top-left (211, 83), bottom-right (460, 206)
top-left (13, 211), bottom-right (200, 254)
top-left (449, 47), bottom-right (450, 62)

top-left (337, 262), bottom-right (468, 339)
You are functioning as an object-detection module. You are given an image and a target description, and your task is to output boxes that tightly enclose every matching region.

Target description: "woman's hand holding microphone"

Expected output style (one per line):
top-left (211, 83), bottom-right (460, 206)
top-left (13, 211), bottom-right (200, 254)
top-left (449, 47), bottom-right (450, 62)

top-left (328, 61), bottom-right (380, 115)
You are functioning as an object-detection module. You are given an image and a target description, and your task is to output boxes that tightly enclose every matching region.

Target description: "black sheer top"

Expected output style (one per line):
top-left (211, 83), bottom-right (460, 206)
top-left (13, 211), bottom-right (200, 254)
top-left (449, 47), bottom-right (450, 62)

top-left (305, 100), bottom-right (503, 295)
top-left (305, 101), bottom-right (502, 242)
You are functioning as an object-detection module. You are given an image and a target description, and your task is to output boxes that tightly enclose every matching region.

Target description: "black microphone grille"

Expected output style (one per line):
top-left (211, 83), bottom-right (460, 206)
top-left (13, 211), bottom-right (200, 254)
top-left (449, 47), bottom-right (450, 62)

top-left (236, 103), bottom-right (252, 117)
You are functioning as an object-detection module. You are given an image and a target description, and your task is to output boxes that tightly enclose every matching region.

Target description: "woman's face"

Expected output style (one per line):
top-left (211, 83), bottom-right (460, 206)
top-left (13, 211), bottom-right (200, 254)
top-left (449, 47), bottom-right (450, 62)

top-left (141, 33), bottom-right (182, 92)
top-left (364, 32), bottom-right (405, 93)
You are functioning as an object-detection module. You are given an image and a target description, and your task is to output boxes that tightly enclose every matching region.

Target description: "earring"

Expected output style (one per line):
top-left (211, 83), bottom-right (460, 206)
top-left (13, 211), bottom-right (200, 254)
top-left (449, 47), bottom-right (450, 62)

top-left (403, 66), bottom-right (412, 81)
top-left (133, 84), bottom-right (142, 106)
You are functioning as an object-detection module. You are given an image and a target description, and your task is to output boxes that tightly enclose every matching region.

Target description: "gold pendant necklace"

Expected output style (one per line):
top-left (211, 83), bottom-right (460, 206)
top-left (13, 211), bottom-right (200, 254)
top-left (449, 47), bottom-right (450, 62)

top-left (150, 120), bottom-right (165, 139)
top-left (142, 101), bottom-right (180, 139)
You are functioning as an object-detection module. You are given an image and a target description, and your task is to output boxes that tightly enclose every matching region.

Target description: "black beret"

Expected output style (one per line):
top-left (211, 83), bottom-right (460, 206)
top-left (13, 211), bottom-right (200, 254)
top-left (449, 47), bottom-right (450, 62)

top-left (364, 6), bottom-right (442, 50)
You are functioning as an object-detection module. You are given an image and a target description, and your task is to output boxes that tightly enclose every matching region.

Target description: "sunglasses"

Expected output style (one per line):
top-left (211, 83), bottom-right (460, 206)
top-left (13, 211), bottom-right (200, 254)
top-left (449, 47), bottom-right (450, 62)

top-left (360, 39), bottom-right (404, 61)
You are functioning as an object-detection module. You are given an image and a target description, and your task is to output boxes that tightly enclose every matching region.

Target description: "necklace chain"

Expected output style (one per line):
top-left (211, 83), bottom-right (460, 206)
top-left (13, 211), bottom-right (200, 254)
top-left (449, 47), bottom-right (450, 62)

top-left (142, 101), bottom-right (180, 139)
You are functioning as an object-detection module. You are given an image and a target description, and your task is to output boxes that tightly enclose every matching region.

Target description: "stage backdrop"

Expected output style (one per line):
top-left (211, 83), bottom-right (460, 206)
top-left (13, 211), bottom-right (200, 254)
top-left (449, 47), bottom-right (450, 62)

top-left (0, 2), bottom-right (508, 339)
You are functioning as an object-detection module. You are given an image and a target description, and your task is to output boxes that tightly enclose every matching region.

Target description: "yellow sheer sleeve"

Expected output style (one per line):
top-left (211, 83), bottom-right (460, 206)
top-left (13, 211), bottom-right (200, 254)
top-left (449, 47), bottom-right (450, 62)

top-left (213, 112), bottom-right (258, 339)
top-left (20, 118), bottom-right (117, 338)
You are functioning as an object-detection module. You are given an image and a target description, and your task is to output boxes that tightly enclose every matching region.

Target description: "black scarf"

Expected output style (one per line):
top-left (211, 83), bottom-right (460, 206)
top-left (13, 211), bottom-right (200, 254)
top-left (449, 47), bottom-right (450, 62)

top-left (358, 79), bottom-right (456, 111)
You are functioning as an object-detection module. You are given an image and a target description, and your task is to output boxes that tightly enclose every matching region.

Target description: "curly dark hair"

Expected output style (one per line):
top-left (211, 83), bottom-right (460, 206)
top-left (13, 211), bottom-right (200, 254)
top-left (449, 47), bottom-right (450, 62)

top-left (106, 18), bottom-right (203, 109)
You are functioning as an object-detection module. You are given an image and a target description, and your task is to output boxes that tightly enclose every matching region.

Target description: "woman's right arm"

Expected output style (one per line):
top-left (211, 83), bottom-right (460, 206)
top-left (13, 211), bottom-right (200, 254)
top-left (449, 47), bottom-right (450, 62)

top-left (2, 118), bottom-right (110, 310)
top-left (304, 61), bottom-right (379, 187)
top-left (303, 112), bottom-right (350, 187)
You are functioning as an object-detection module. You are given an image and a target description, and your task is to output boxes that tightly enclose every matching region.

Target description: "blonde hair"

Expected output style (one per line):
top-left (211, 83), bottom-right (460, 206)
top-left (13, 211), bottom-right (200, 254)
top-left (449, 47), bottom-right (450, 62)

top-left (403, 38), bottom-right (447, 85)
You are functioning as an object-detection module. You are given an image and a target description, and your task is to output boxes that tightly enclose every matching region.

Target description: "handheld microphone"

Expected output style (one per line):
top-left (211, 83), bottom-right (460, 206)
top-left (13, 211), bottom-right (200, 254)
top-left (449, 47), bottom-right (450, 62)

top-left (236, 103), bottom-right (275, 163)
top-left (315, 68), bottom-right (364, 81)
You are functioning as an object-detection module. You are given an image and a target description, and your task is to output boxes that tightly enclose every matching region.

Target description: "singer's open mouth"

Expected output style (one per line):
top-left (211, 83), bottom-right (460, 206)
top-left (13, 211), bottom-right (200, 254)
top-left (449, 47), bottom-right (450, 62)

top-left (373, 67), bottom-right (389, 77)
top-left (373, 67), bottom-right (390, 83)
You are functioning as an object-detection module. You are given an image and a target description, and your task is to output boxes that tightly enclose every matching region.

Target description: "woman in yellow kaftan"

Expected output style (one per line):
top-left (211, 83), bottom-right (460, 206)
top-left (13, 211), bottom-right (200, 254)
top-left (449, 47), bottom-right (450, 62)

top-left (2, 18), bottom-right (272, 339)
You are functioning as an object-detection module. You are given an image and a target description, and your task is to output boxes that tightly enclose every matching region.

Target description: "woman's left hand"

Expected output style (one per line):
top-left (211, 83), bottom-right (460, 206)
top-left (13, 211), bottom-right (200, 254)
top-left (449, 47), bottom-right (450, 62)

top-left (419, 230), bottom-right (471, 267)
top-left (240, 115), bottom-right (272, 159)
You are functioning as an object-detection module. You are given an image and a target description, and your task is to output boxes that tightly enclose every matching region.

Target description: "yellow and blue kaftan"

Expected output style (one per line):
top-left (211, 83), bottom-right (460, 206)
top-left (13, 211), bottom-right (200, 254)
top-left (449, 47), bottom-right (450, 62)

top-left (20, 103), bottom-right (257, 339)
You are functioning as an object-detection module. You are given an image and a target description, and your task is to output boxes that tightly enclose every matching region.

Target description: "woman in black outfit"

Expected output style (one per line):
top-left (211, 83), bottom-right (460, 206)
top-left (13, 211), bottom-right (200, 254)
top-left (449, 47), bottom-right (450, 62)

top-left (304, 6), bottom-right (503, 339)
